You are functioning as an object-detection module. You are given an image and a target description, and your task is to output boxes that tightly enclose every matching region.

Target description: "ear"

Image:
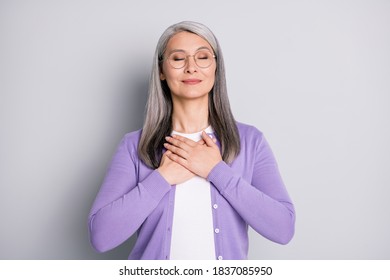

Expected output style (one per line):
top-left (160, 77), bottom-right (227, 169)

top-left (160, 72), bottom-right (166, 81)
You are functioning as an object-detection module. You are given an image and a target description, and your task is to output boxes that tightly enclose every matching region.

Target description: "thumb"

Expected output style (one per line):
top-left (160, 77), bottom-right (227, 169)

top-left (201, 131), bottom-right (216, 147)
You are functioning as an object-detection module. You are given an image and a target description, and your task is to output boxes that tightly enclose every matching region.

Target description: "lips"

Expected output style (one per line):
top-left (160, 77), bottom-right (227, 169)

top-left (182, 79), bottom-right (201, 85)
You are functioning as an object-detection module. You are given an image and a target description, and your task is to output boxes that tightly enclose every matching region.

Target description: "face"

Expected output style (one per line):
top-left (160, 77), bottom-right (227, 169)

top-left (160, 31), bottom-right (216, 102)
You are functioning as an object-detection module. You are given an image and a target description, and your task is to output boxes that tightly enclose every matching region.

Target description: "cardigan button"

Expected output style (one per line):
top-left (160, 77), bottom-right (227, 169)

top-left (218, 256), bottom-right (223, 260)
top-left (213, 204), bottom-right (218, 209)
top-left (214, 228), bottom-right (220, 234)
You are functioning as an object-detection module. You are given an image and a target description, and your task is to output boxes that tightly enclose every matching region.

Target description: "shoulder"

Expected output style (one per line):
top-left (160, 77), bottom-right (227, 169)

top-left (235, 122), bottom-right (275, 161)
top-left (122, 129), bottom-right (143, 144)
top-left (116, 129), bottom-right (143, 158)
top-left (236, 121), bottom-right (264, 141)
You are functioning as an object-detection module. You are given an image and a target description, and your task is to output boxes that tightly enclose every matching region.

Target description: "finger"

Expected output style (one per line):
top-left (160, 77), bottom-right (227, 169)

top-left (200, 137), bottom-right (216, 144)
top-left (159, 150), bottom-right (169, 166)
top-left (165, 150), bottom-right (188, 167)
top-left (164, 142), bottom-right (188, 159)
top-left (165, 136), bottom-right (193, 151)
top-left (170, 134), bottom-right (197, 147)
top-left (161, 150), bottom-right (174, 161)
top-left (201, 131), bottom-right (216, 147)
top-left (163, 149), bottom-right (174, 158)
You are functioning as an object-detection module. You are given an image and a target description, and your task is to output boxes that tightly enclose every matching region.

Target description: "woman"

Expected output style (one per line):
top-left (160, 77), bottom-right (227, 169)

top-left (88, 21), bottom-right (295, 260)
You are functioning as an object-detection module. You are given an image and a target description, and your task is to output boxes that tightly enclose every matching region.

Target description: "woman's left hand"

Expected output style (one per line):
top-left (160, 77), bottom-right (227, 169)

top-left (164, 131), bottom-right (222, 179)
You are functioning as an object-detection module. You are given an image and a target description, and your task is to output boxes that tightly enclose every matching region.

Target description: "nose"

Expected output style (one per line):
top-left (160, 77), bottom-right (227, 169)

top-left (184, 55), bottom-right (197, 73)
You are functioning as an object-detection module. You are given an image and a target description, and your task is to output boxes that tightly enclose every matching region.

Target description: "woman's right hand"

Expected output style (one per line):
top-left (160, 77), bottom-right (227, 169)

top-left (157, 150), bottom-right (195, 185)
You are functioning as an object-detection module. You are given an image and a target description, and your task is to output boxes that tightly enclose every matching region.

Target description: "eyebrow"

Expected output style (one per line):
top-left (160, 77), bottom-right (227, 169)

top-left (167, 46), bottom-right (212, 55)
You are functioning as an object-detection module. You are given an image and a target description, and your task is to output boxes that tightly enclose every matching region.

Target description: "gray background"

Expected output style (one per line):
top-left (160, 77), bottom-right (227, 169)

top-left (1, 0), bottom-right (389, 259)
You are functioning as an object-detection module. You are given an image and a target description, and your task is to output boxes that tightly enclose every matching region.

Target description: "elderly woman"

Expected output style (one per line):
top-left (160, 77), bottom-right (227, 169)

top-left (88, 21), bottom-right (295, 260)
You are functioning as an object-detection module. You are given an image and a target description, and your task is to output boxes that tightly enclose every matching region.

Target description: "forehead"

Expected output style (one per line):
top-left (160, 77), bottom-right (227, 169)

top-left (165, 31), bottom-right (213, 53)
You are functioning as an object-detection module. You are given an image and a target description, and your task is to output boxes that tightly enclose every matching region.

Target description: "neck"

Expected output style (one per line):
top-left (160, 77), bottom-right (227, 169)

top-left (171, 97), bottom-right (209, 133)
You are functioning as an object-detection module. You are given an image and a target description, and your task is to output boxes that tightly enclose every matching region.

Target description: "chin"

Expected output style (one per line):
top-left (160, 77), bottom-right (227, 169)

top-left (181, 92), bottom-right (210, 100)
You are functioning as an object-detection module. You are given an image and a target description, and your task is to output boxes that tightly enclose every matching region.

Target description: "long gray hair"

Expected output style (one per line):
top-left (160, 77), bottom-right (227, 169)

top-left (139, 21), bottom-right (240, 168)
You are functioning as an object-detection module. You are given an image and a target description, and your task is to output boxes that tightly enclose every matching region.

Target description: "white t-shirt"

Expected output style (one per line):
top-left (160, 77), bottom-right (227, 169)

top-left (169, 126), bottom-right (215, 260)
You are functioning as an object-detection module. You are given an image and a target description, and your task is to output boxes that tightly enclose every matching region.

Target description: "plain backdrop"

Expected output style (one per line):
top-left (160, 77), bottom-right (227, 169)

top-left (1, 0), bottom-right (389, 259)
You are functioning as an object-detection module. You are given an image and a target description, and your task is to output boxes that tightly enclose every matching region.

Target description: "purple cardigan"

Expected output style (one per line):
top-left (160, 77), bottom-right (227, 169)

top-left (88, 122), bottom-right (295, 259)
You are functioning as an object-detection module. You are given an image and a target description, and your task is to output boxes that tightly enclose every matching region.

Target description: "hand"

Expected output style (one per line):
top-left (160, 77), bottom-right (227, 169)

top-left (164, 131), bottom-right (222, 178)
top-left (157, 150), bottom-right (195, 185)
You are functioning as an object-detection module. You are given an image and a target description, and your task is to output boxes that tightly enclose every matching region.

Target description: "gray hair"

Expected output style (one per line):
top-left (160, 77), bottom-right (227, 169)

top-left (139, 21), bottom-right (240, 168)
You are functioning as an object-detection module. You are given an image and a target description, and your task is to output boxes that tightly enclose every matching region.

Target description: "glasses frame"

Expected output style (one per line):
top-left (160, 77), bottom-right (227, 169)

top-left (164, 49), bottom-right (216, 69)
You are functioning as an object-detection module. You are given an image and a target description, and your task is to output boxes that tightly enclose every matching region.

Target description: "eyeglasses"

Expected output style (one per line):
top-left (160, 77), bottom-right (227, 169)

top-left (165, 50), bottom-right (216, 69)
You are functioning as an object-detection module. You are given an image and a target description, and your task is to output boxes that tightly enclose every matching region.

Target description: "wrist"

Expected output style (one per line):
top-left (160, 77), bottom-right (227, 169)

top-left (206, 160), bottom-right (224, 181)
top-left (204, 159), bottom-right (222, 179)
top-left (157, 167), bottom-right (171, 185)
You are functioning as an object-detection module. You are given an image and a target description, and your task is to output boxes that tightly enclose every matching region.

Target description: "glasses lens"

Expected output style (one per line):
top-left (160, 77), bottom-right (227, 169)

top-left (167, 51), bottom-right (215, 69)
top-left (168, 52), bottom-right (186, 69)
top-left (195, 51), bottom-right (214, 68)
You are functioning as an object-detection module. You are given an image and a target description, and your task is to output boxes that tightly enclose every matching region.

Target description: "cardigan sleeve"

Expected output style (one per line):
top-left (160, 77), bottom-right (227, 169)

top-left (88, 135), bottom-right (171, 252)
top-left (207, 131), bottom-right (295, 245)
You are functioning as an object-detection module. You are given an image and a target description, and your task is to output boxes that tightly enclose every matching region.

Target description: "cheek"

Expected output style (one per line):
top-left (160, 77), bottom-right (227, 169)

top-left (161, 65), bottom-right (179, 83)
top-left (209, 64), bottom-right (217, 81)
top-left (206, 69), bottom-right (216, 86)
top-left (163, 73), bottom-right (181, 94)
